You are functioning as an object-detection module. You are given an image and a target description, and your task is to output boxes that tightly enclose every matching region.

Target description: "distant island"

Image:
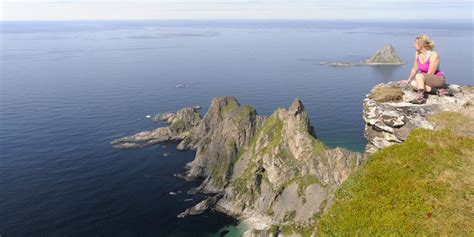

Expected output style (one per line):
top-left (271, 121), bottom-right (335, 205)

top-left (365, 44), bottom-right (405, 65)
top-left (320, 44), bottom-right (405, 67)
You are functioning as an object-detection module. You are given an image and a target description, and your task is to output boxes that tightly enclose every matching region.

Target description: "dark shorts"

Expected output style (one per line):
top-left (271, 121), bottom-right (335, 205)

top-left (422, 73), bottom-right (446, 88)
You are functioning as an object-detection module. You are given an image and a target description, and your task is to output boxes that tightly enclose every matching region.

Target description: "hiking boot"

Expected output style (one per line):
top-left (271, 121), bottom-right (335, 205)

top-left (410, 91), bottom-right (427, 104)
top-left (436, 88), bottom-right (454, 97)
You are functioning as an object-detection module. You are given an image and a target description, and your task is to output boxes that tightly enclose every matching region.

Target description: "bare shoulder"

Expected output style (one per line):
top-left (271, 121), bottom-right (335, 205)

top-left (431, 51), bottom-right (440, 58)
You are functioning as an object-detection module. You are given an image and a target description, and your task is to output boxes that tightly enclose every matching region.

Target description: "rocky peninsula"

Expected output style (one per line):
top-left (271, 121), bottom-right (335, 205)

top-left (112, 97), bottom-right (363, 235)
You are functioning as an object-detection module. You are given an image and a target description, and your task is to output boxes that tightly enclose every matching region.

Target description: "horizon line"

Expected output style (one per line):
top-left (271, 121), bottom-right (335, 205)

top-left (1, 18), bottom-right (471, 22)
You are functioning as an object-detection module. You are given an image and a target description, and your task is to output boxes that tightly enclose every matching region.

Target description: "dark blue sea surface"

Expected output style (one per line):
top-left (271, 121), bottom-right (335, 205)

top-left (1, 20), bottom-right (472, 236)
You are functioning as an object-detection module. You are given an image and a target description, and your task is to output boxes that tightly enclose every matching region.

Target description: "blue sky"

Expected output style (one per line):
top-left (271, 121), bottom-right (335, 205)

top-left (1, 0), bottom-right (472, 21)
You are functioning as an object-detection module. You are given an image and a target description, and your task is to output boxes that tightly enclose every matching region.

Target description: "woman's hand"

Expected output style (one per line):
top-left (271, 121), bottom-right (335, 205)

top-left (399, 79), bottom-right (410, 84)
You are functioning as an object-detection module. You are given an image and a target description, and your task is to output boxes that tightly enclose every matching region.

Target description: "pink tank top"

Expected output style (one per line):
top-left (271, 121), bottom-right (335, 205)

top-left (417, 51), bottom-right (445, 77)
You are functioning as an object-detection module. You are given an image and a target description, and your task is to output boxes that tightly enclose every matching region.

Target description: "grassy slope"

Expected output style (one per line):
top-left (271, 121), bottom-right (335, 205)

top-left (317, 128), bottom-right (474, 236)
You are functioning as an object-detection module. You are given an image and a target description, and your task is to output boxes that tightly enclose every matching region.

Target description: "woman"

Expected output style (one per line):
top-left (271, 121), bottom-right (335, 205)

top-left (400, 34), bottom-right (452, 104)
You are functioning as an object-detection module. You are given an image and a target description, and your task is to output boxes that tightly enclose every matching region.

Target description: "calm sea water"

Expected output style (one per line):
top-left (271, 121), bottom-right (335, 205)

top-left (1, 20), bottom-right (472, 236)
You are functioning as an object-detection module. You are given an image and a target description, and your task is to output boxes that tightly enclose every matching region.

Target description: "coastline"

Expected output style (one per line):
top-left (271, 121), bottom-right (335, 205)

top-left (3, 19), bottom-right (472, 236)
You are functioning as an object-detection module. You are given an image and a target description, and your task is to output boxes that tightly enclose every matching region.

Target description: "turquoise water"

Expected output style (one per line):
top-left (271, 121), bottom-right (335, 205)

top-left (1, 20), bottom-right (472, 236)
top-left (209, 222), bottom-right (249, 237)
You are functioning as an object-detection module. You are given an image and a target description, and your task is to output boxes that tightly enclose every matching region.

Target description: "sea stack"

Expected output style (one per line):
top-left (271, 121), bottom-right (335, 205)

top-left (366, 44), bottom-right (404, 65)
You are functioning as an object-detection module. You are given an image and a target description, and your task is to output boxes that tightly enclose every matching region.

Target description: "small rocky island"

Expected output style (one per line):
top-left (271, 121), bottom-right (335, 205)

top-left (111, 83), bottom-right (473, 236)
top-left (320, 44), bottom-right (405, 67)
top-left (365, 44), bottom-right (404, 65)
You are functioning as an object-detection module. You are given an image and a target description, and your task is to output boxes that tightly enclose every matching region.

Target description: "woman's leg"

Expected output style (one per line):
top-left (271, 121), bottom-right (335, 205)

top-left (423, 73), bottom-right (445, 89)
top-left (410, 73), bottom-right (428, 104)
top-left (415, 73), bottom-right (425, 90)
top-left (423, 74), bottom-right (452, 96)
top-left (415, 73), bottom-right (434, 92)
top-left (411, 73), bottom-right (449, 103)
top-left (410, 80), bottom-right (418, 91)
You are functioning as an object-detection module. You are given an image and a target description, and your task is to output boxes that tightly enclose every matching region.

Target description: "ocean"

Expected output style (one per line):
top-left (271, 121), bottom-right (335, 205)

top-left (0, 20), bottom-right (472, 236)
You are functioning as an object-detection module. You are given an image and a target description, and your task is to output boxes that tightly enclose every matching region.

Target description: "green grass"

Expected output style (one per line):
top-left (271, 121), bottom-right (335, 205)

top-left (428, 111), bottom-right (473, 136)
top-left (295, 175), bottom-right (321, 200)
top-left (280, 222), bottom-right (315, 237)
top-left (169, 118), bottom-right (186, 132)
top-left (219, 99), bottom-right (239, 117)
top-left (251, 111), bottom-right (284, 155)
top-left (230, 158), bottom-right (258, 201)
top-left (317, 128), bottom-right (474, 236)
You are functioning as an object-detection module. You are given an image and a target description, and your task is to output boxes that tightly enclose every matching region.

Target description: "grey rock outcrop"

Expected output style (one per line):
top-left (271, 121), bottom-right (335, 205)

top-left (176, 97), bottom-right (266, 193)
top-left (242, 229), bottom-right (274, 237)
top-left (111, 107), bottom-right (201, 149)
top-left (152, 112), bottom-right (175, 122)
top-left (177, 194), bottom-right (222, 218)
top-left (366, 44), bottom-right (404, 65)
top-left (363, 82), bottom-right (474, 155)
top-left (214, 99), bottom-right (362, 233)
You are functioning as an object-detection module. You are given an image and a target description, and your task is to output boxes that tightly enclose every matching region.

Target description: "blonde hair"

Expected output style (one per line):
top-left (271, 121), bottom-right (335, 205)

top-left (416, 34), bottom-right (435, 51)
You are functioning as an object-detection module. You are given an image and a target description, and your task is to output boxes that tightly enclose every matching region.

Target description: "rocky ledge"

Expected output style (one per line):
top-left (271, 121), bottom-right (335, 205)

top-left (363, 82), bottom-right (474, 155)
top-left (111, 96), bottom-right (363, 236)
top-left (111, 107), bottom-right (202, 149)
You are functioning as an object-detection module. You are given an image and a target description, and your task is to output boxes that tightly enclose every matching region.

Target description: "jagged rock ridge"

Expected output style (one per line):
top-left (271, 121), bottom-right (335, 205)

top-left (215, 98), bottom-right (362, 233)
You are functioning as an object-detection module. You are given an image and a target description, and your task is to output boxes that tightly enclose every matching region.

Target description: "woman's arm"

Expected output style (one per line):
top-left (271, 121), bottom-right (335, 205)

top-left (427, 52), bottom-right (440, 75)
top-left (400, 53), bottom-right (418, 83)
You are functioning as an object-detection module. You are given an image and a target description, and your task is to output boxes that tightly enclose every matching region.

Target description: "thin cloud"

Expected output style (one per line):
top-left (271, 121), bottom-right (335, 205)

top-left (1, 0), bottom-right (472, 20)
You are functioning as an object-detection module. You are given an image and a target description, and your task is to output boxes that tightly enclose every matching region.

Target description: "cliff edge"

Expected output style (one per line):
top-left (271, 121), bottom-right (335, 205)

top-left (363, 82), bottom-right (474, 155)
